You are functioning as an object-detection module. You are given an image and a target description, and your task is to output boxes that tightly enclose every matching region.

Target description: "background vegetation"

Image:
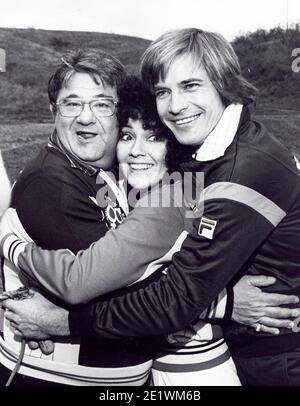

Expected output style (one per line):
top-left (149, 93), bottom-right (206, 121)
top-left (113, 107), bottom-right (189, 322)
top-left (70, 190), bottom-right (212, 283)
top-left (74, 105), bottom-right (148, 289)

top-left (0, 26), bottom-right (300, 181)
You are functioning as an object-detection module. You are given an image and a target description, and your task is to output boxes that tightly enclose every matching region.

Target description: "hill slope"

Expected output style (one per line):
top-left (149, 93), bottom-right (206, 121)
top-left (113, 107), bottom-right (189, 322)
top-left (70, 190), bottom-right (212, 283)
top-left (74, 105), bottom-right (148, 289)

top-left (1, 26), bottom-right (300, 122)
top-left (233, 26), bottom-right (300, 110)
top-left (1, 26), bottom-right (300, 181)
top-left (0, 27), bottom-right (150, 121)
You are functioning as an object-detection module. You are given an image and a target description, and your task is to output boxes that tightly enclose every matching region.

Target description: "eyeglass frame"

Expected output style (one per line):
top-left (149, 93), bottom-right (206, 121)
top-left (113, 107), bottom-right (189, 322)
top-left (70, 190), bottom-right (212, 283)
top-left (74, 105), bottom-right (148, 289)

top-left (55, 98), bottom-right (119, 118)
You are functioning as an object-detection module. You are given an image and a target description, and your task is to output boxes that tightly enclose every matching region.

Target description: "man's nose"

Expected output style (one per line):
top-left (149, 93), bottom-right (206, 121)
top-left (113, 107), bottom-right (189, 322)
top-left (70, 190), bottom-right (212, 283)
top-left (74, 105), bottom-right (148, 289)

top-left (168, 93), bottom-right (188, 115)
top-left (130, 138), bottom-right (146, 156)
top-left (76, 103), bottom-right (96, 124)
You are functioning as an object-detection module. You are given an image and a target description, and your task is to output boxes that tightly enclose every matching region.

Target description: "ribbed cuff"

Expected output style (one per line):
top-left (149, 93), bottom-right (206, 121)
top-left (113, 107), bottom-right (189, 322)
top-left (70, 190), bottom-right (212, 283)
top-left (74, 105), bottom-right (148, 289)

top-left (1, 233), bottom-right (27, 267)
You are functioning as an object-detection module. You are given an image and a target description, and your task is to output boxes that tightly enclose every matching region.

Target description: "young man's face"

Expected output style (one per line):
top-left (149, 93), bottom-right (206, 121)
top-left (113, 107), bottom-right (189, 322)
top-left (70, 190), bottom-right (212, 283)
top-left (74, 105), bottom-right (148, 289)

top-left (154, 55), bottom-right (225, 146)
top-left (54, 72), bottom-right (119, 169)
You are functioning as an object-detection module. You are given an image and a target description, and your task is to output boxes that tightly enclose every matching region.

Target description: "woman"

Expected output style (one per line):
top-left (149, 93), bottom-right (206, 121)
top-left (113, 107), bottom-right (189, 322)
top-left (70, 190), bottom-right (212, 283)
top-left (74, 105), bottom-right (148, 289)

top-left (1, 77), bottom-right (241, 385)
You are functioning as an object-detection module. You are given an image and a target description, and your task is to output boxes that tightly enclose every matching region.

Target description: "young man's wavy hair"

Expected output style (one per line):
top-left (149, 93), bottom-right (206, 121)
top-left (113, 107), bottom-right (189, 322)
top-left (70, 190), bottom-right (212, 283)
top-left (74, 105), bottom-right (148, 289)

top-left (48, 49), bottom-right (126, 112)
top-left (141, 28), bottom-right (257, 106)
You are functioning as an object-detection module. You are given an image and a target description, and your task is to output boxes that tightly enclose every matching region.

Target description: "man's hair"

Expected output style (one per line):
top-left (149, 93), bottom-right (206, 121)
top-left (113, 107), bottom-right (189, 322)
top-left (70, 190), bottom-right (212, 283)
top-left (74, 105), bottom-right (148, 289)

top-left (48, 49), bottom-right (126, 108)
top-left (117, 76), bottom-right (195, 172)
top-left (141, 28), bottom-right (258, 106)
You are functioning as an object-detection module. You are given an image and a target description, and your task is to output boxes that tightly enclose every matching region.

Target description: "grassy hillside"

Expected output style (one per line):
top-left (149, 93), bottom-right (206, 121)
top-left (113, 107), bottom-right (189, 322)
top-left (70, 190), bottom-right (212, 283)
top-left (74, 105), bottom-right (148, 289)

top-left (1, 26), bottom-right (300, 182)
top-left (1, 25), bottom-right (300, 121)
top-left (233, 25), bottom-right (300, 110)
top-left (0, 27), bottom-right (150, 122)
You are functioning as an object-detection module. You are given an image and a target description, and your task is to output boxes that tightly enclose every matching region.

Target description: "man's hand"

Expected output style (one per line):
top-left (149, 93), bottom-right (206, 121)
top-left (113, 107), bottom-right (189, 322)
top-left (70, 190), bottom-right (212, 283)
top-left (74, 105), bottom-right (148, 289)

top-left (232, 275), bottom-right (300, 335)
top-left (3, 291), bottom-right (70, 340)
top-left (27, 339), bottom-right (55, 355)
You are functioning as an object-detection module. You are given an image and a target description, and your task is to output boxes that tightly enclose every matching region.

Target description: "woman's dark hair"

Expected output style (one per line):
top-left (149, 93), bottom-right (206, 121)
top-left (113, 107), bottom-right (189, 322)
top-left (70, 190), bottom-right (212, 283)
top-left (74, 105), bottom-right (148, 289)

top-left (117, 76), bottom-right (194, 172)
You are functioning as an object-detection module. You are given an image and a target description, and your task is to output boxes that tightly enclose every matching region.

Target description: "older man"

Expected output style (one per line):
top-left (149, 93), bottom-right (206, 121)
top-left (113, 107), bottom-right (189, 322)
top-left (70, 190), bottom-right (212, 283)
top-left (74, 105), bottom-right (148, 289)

top-left (0, 49), bottom-right (151, 386)
top-left (2, 30), bottom-right (300, 387)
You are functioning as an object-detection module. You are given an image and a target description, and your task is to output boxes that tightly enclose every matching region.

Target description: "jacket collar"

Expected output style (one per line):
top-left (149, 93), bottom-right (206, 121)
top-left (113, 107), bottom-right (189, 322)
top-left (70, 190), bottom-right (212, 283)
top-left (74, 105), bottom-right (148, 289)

top-left (195, 103), bottom-right (243, 162)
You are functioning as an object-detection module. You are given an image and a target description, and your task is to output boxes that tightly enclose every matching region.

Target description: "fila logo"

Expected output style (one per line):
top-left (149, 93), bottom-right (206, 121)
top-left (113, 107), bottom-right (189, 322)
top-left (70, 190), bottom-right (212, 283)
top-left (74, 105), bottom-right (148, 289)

top-left (198, 216), bottom-right (217, 240)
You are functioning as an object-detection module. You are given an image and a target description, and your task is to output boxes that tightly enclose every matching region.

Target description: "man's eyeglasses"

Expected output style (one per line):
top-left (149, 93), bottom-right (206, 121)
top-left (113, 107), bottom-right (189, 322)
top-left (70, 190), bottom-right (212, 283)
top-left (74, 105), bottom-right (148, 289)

top-left (55, 98), bottom-right (118, 118)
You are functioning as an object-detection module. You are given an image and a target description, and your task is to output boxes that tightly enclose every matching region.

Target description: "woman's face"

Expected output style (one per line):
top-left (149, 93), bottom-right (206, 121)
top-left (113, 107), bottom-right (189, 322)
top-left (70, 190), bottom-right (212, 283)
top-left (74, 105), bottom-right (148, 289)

top-left (117, 118), bottom-right (168, 190)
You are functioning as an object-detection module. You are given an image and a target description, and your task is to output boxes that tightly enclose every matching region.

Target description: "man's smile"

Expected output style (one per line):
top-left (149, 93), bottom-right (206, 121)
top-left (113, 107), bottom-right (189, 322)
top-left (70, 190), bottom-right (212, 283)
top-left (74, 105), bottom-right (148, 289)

top-left (172, 113), bottom-right (202, 126)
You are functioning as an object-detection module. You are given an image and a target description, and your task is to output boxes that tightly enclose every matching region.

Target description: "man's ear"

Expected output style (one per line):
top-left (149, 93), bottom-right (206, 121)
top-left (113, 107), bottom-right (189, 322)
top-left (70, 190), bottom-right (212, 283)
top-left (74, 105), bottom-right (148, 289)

top-left (49, 104), bottom-right (56, 120)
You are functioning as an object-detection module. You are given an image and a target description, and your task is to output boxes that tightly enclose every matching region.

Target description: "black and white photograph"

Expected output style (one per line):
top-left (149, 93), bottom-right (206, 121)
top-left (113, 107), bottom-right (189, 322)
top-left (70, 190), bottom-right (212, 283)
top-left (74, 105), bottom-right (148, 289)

top-left (0, 0), bottom-right (300, 397)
